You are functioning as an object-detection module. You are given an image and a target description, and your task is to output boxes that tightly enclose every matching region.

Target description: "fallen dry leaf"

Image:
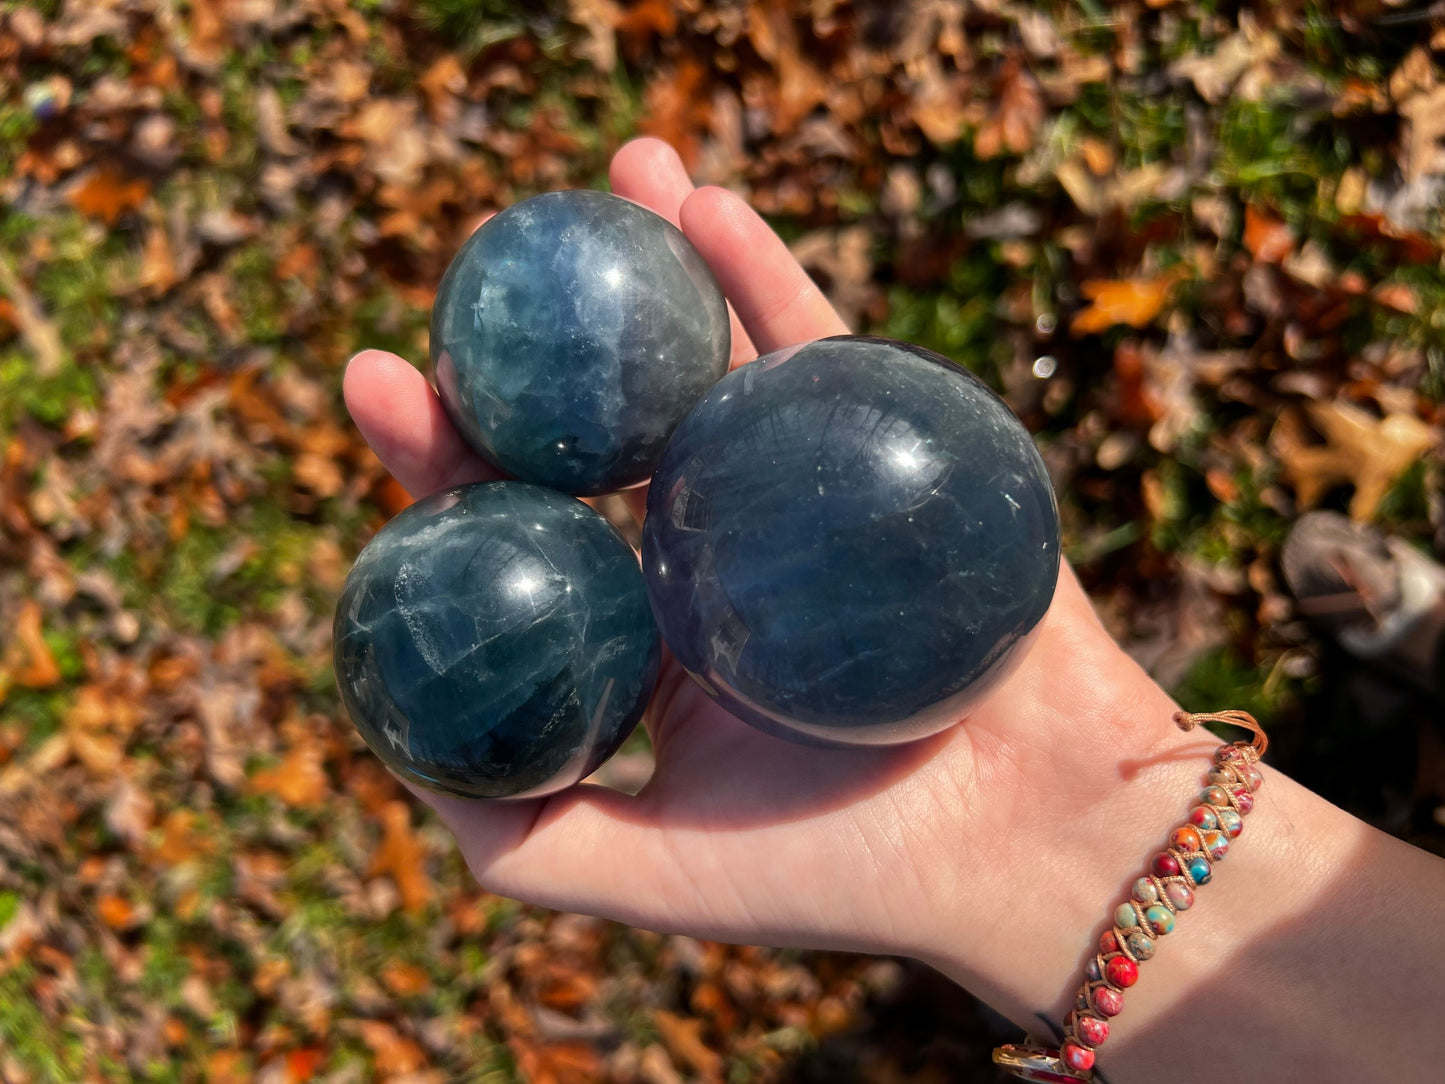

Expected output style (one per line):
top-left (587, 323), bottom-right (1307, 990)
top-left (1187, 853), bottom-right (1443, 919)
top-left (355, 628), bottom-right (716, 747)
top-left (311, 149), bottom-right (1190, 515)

top-left (95, 894), bottom-right (138, 930)
top-left (653, 1010), bottom-right (723, 1080)
top-left (976, 57), bottom-right (1043, 158)
top-left (5, 600), bottom-right (61, 689)
top-left (369, 800), bottom-right (433, 914)
top-left (250, 739), bottom-right (328, 808)
top-left (354, 1020), bottom-right (427, 1076)
top-left (1271, 401), bottom-right (1438, 521)
top-left (1243, 205), bottom-right (1294, 263)
top-left (1071, 275), bottom-right (1181, 334)
top-left (379, 960), bottom-right (432, 997)
top-left (66, 166), bottom-right (150, 225)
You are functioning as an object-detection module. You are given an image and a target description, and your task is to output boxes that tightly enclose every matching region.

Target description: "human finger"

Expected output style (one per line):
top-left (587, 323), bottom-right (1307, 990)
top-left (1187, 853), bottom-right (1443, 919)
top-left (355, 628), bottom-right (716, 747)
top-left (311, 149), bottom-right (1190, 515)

top-left (611, 140), bottom-right (756, 367)
top-left (679, 186), bottom-right (849, 355)
top-left (343, 349), bottom-right (501, 499)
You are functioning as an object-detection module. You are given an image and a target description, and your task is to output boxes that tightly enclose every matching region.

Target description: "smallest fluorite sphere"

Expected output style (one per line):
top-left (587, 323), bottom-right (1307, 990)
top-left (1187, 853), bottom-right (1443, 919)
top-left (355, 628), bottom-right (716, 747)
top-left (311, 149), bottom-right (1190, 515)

top-left (334, 482), bottom-right (660, 799)
top-left (431, 190), bottom-right (731, 496)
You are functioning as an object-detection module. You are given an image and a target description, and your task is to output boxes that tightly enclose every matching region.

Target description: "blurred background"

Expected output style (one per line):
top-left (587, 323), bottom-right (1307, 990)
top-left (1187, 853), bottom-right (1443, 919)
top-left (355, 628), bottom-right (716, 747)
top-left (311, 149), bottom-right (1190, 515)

top-left (1, 1), bottom-right (1443, 1081)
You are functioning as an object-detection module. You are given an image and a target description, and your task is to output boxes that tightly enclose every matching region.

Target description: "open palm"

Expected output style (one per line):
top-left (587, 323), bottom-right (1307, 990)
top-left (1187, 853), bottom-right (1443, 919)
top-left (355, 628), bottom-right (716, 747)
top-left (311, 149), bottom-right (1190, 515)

top-left (343, 139), bottom-right (1197, 985)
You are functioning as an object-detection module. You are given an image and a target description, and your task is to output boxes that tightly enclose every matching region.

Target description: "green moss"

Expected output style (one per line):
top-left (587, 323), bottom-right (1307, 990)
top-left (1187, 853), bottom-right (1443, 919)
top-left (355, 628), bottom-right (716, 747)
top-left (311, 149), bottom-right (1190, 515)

top-left (1172, 644), bottom-right (1298, 727)
top-left (0, 964), bottom-right (85, 1081)
top-left (413, 0), bottom-right (556, 54)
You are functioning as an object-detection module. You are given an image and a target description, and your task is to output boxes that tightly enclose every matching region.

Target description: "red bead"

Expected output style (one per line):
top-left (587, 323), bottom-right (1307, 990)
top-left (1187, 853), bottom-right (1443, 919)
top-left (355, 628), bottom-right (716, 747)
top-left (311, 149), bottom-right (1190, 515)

top-left (1105, 955), bottom-right (1139, 988)
top-left (1231, 787), bottom-right (1255, 814)
top-left (1151, 851), bottom-right (1180, 877)
top-left (1092, 985), bottom-right (1125, 1017)
top-left (1098, 930), bottom-right (1118, 954)
top-left (1062, 1040), bottom-right (1096, 1072)
top-left (1074, 1013), bottom-right (1110, 1047)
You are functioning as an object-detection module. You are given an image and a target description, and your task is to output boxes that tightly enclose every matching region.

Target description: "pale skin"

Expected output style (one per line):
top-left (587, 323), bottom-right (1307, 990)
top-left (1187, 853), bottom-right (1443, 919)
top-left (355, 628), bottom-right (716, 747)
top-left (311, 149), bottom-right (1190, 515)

top-left (344, 138), bottom-right (1445, 1083)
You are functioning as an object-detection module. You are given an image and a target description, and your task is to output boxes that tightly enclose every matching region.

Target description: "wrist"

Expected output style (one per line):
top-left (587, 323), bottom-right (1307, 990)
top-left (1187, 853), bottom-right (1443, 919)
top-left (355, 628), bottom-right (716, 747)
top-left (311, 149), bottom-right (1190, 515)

top-left (926, 709), bottom-right (1445, 1083)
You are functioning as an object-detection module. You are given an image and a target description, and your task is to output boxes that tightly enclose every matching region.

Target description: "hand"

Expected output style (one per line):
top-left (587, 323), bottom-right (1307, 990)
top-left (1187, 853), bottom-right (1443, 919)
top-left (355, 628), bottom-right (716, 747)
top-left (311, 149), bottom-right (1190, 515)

top-left (343, 137), bottom-right (1209, 1015)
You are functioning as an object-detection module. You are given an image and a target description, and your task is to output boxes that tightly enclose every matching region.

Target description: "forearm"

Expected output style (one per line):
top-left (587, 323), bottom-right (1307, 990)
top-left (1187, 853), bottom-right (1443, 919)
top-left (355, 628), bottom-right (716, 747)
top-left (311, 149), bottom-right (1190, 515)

top-left (925, 679), bottom-right (1445, 1083)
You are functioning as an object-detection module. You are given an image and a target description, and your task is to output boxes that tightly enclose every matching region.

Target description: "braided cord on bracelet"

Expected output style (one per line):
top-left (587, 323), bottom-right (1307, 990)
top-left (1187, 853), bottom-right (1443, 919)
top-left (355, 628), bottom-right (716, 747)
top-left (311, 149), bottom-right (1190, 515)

top-left (992, 709), bottom-right (1267, 1082)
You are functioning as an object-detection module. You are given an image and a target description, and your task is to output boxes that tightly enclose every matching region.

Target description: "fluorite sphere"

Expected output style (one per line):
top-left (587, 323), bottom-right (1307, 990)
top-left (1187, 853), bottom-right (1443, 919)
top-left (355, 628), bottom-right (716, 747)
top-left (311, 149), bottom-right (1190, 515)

top-left (431, 190), bottom-right (731, 496)
top-left (334, 482), bottom-right (661, 799)
top-left (642, 336), bottom-right (1060, 746)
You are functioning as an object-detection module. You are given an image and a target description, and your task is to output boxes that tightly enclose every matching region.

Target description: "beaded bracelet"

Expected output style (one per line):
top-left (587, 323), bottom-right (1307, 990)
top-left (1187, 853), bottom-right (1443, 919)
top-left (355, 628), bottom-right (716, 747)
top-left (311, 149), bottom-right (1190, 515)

top-left (992, 709), bottom-right (1267, 1082)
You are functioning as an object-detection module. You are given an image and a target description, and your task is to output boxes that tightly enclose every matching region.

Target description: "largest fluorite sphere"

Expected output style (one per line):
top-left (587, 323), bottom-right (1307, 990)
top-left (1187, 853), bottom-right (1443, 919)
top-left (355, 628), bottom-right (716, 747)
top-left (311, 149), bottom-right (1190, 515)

top-left (642, 336), bottom-right (1060, 746)
top-left (431, 190), bottom-right (730, 496)
top-left (334, 482), bottom-right (660, 798)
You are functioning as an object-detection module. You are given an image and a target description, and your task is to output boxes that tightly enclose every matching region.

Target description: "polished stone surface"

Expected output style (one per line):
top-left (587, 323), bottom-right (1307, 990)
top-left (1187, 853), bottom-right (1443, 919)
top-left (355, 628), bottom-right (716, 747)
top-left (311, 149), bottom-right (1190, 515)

top-left (642, 335), bottom-right (1060, 746)
top-left (334, 482), bottom-right (660, 799)
top-left (432, 190), bottom-right (730, 496)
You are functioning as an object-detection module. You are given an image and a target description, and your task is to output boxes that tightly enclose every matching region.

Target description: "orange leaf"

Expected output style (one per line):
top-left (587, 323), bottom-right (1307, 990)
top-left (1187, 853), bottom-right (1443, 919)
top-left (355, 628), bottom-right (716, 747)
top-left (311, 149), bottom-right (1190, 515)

top-left (355, 1020), bottom-right (426, 1075)
top-left (66, 167), bottom-right (150, 225)
top-left (250, 724), bottom-right (328, 808)
top-left (96, 894), bottom-right (137, 930)
top-left (154, 809), bottom-right (216, 864)
top-left (1243, 205), bottom-right (1294, 263)
top-left (205, 1051), bottom-right (250, 1084)
top-left (653, 1010), bottom-right (723, 1079)
top-left (537, 967), bottom-right (597, 1012)
top-left (369, 801), bottom-right (433, 914)
top-left (285, 1047), bottom-right (326, 1083)
top-left (1373, 281), bottom-right (1419, 314)
top-left (1070, 277), bottom-right (1177, 334)
top-left (380, 960), bottom-right (432, 997)
top-left (6, 600), bottom-right (61, 689)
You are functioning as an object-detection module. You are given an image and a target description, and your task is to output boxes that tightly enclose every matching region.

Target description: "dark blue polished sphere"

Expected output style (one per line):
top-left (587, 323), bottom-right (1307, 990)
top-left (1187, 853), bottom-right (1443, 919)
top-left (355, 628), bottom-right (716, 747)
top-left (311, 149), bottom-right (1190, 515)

top-left (431, 190), bottom-right (730, 496)
top-left (335, 482), bottom-right (661, 798)
top-left (642, 336), bottom-right (1060, 747)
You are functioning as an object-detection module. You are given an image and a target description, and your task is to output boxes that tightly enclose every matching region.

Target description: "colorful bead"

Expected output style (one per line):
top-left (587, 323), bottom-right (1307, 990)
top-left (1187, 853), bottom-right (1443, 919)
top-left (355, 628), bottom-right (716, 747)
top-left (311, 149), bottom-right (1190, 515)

top-left (1202, 785), bottom-right (1229, 807)
top-left (1231, 787), bottom-right (1255, 814)
top-left (1202, 830), bottom-right (1229, 860)
top-left (1099, 930), bottom-right (1118, 954)
top-left (1062, 1039), bottom-right (1096, 1072)
top-left (1114, 902), bottom-right (1139, 928)
top-left (1074, 1013), bottom-right (1109, 1047)
top-left (1092, 985), bottom-right (1125, 1017)
top-left (1218, 807), bottom-right (1243, 838)
top-left (1105, 955), bottom-right (1139, 988)
top-left (1165, 881), bottom-right (1194, 911)
top-left (1132, 877), bottom-right (1160, 904)
top-left (1144, 905), bottom-right (1175, 935)
top-left (1216, 745), bottom-right (1245, 765)
top-left (1246, 766), bottom-right (1264, 791)
top-left (1207, 767), bottom-right (1236, 787)
top-left (1125, 930), bottom-right (1155, 960)
top-left (1151, 851), bottom-right (1180, 878)
top-left (1085, 956), bottom-right (1102, 981)
top-left (1169, 825), bottom-right (1202, 853)
top-left (1187, 855), bottom-right (1212, 884)
top-left (1189, 805), bottom-right (1219, 830)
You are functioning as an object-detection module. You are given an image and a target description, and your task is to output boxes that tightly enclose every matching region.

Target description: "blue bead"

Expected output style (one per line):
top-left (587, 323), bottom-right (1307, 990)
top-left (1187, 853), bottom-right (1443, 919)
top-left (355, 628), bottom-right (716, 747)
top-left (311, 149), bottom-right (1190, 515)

top-left (1187, 856), bottom-right (1213, 885)
top-left (431, 190), bottom-right (730, 495)
top-left (642, 336), bottom-right (1060, 746)
top-left (334, 483), bottom-right (661, 798)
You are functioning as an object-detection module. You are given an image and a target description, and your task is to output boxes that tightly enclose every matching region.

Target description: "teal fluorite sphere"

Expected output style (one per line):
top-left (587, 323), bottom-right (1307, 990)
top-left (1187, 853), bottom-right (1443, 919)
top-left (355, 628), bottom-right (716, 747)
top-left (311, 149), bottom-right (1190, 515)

top-left (431, 190), bottom-right (730, 496)
top-left (642, 336), bottom-right (1060, 747)
top-left (334, 482), bottom-right (660, 799)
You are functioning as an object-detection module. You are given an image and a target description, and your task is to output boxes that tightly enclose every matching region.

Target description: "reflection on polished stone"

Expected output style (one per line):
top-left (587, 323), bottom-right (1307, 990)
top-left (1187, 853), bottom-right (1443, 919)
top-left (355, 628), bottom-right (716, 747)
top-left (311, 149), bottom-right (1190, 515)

top-left (642, 336), bottom-right (1060, 746)
top-left (431, 190), bottom-right (730, 496)
top-left (334, 482), bottom-right (660, 798)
